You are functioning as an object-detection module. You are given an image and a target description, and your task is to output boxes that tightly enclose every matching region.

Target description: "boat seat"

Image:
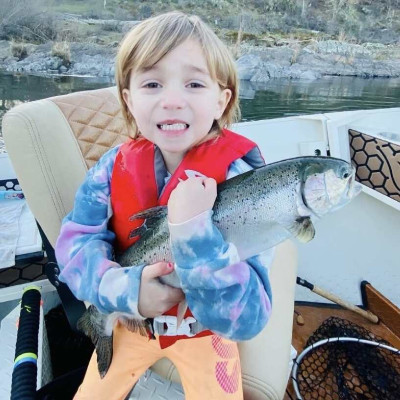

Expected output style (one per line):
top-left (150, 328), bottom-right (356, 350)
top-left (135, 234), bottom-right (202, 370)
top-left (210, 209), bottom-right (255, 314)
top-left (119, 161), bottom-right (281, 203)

top-left (2, 86), bottom-right (297, 400)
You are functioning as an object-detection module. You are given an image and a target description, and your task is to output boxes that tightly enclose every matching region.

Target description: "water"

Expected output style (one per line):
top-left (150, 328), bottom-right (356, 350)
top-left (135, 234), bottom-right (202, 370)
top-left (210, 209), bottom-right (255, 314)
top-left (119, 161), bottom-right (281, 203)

top-left (0, 72), bottom-right (399, 127)
top-left (239, 77), bottom-right (400, 121)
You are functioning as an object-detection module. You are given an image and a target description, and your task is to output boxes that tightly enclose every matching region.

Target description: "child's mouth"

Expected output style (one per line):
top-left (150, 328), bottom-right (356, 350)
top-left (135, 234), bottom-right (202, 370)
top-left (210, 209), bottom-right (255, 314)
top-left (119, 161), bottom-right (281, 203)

top-left (157, 123), bottom-right (189, 131)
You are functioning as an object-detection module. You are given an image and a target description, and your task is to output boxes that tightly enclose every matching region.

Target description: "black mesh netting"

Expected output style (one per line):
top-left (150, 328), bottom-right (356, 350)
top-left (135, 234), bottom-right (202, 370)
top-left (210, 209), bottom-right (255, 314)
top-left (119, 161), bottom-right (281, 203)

top-left (294, 317), bottom-right (400, 400)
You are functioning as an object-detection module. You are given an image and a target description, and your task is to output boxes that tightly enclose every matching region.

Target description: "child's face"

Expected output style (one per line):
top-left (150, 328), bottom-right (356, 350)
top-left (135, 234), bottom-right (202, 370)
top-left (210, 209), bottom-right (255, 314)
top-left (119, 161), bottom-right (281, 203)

top-left (123, 39), bottom-right (231, 170)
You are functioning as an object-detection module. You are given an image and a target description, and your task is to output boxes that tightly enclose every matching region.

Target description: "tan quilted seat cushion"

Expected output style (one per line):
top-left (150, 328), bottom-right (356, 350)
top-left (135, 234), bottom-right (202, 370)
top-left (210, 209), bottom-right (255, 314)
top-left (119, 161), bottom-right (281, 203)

top-left (51, 88), bottom-right (130, 168)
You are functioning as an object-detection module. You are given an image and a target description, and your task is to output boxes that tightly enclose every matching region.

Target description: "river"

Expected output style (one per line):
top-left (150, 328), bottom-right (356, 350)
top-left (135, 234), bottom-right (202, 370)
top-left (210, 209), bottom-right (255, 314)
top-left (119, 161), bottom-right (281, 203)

top-left (0, 72), bottom-right (399, 127)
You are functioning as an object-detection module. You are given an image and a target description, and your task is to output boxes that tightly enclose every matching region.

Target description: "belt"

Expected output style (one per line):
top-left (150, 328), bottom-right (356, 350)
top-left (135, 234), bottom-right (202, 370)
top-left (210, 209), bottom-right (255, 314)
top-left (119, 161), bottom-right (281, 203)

top-left (145, 314), bottom-right (213, 348)
top-left (152, 315), bottom-right (206, 337)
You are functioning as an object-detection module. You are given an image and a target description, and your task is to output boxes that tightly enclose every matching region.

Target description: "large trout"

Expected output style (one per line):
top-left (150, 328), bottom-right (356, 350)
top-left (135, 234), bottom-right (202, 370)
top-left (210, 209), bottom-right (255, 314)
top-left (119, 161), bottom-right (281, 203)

top-left (78, 156), bottom-right (361, 377)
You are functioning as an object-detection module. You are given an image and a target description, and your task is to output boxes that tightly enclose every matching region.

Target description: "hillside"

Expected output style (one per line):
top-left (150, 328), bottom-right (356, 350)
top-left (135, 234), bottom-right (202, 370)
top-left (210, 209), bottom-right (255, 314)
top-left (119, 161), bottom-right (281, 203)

top-left (0, 0), bottom-right (399, 79)
top-left (1, 0), bottom-right (399, 46)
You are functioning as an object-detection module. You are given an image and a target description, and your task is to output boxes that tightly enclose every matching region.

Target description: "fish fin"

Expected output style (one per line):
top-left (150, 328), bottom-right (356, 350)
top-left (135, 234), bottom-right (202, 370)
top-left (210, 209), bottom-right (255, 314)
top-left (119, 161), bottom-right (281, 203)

top-left (176, 300), bottom-right (188, 328)
top-left (129, 206), bottom-right (167, 221)
top-left (77, 306), bottom-right (106, 342)
top-left (77, 306), bottom-right (113, 378)
top-left (289, 217), bottom-right (315, 243)
top-left (128, 206), bottom-right (168, 239)
top-left (76, 308), bottom-right (92, 336)
top-left (119, 317), bottom-right (149, 337)
top-left (95, 335), bottom-right (113, 378)
top-left (128, 224), bottom-right (148, 239)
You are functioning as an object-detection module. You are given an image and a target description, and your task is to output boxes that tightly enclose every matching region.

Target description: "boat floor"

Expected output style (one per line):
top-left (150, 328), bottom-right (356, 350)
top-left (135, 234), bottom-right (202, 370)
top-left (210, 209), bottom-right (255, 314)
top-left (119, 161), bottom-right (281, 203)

top-left (284, 303), bottom-right (400, 400)
top-left (2, 263), bottom-right (399, 399)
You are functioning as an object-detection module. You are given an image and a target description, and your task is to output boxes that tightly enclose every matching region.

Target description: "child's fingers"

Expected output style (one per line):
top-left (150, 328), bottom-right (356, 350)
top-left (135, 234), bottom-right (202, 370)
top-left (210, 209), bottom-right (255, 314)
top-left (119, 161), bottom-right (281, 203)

top-left (202, 177), bottom-right (217, 193)
top-left (162, 286), bottom-right (186, 307)
top-left (139, 263), bottom-right (185, 317)
top-left (143, 261), bottom-right (174, 279)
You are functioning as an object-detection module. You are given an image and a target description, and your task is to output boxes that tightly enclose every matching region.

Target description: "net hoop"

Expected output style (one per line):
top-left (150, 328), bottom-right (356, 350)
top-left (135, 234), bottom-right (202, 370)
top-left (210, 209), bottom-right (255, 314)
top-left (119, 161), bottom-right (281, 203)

top-left (291, 337), bottom-right (400, 400)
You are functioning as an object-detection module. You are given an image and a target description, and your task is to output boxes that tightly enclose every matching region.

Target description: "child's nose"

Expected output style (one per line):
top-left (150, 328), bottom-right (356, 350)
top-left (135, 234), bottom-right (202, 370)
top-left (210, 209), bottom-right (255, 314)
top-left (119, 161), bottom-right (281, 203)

top-left (160, 88), bottom-right (187, 110)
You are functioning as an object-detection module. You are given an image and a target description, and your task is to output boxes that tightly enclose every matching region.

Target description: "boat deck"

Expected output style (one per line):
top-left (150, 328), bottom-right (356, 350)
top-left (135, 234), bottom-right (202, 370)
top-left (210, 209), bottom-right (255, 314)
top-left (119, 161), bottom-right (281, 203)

top-left (1, 260), bottom-right (399, 399)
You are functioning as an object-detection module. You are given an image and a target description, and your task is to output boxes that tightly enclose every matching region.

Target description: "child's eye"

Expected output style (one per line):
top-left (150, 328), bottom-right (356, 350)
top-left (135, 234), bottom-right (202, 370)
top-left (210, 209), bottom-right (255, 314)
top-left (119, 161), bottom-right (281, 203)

top-left (143, 82), bottom-right (161, 89)
top-left (187, 82), bottom-right (205, 88)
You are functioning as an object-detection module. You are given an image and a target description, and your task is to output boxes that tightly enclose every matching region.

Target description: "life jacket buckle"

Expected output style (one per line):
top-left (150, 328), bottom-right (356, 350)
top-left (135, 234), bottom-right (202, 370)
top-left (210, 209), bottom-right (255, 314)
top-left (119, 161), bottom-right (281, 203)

top-left (153, 315), bottom-right (197, 337)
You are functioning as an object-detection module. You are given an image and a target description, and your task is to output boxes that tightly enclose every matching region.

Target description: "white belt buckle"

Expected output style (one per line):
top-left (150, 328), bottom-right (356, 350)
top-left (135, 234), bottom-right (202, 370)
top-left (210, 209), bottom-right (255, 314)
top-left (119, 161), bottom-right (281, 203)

top-left (153, 315), bottom-right (197, 337)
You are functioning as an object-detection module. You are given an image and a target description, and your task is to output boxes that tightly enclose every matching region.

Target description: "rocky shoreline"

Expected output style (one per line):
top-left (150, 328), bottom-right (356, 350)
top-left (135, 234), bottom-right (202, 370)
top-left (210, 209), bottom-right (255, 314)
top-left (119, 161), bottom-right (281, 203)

top-left (0, 38), bottom-right (399, 81)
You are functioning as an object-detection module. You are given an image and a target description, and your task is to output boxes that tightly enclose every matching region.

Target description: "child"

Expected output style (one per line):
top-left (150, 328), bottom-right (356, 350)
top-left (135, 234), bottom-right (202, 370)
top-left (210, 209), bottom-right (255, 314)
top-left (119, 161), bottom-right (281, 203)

top-left (55, 11), bottom-right (273, 400)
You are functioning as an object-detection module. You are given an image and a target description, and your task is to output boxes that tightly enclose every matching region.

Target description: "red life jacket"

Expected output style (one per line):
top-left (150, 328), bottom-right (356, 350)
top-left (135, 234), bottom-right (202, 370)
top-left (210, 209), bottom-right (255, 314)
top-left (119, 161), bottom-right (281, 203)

top-left (110, 128), bottom-right (260, 347)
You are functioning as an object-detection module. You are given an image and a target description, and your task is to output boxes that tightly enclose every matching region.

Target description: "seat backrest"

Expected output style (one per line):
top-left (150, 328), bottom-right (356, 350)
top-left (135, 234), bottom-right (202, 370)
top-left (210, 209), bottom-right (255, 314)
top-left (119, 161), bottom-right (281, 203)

top-left (3, 87), bottom-right (128, 246)
top-left (3, 87), bottom-right (297, 400)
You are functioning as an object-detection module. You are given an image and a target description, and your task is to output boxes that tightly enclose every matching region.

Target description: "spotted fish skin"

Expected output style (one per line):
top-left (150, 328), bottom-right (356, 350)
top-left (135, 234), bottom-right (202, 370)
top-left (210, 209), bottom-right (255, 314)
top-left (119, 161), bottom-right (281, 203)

top-left (118, 156), bottom-right (360, 285)
top-left (79, 156), bottom-right (361, 377)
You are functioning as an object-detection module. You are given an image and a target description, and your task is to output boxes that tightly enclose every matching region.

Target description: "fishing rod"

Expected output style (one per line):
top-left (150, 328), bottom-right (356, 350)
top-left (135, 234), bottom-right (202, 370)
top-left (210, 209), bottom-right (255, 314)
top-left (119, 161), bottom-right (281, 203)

top-left (296, 277), bottom-right (379, 324)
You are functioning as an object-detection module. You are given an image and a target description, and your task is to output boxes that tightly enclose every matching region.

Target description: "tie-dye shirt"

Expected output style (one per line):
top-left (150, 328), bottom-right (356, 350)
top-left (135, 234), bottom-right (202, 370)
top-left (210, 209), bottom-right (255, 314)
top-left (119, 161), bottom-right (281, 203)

top-left (55, 145), bottom-right (273, 341)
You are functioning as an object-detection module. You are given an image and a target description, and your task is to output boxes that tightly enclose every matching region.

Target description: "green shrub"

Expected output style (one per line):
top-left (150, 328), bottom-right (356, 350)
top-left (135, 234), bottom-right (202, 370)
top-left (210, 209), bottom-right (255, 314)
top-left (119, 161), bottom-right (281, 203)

top-left (52, 41), bottom-right (71, 67)
top-left (10, 40), bottom-right (28, 60)
top-left (0, 0), bottom-right (56, 42)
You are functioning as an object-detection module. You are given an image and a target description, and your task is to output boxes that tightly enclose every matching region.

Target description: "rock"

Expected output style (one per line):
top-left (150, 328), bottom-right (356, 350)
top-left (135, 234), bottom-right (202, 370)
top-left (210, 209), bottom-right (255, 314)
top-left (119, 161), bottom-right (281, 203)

top-left (309, 40), bottom-right (371, 57)
top-left (0, 36), bottom-right (398, 79)
top-left (236, 54), bottom-right (262, 80)
top-left (0, 41), bottom-right (11, 61)
top-left (48, 57), bottom-right (63, 70)
top-left (238, 80), bottom-right (256, 99)
top-left (289, 66), bottom-right (322, 80)
top-left (256, 46), bottom-right (293, 66)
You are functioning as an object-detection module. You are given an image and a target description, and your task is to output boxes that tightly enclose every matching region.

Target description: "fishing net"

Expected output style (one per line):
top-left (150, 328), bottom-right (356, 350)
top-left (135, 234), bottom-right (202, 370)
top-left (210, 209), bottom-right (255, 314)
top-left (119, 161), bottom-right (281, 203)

top-left (292, 317), bottom-right (400, 400)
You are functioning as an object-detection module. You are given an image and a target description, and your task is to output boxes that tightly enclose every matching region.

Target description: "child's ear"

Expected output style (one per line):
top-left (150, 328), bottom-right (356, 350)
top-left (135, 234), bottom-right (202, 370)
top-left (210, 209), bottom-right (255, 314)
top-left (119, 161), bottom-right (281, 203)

top-left (122, 88), bottom-right (134, 114)
top-left (214, 88), bottom-right (232, 120)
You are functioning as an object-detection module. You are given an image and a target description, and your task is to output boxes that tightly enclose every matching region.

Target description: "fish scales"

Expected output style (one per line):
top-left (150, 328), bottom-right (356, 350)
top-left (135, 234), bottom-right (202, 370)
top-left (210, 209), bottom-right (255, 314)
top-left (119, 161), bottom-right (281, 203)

top-left (79, 156), bottom-right (362, 377)
top-left (117, 161), bottom-right (300, 282)
top-left (117, 157), bottom-right (357, 282)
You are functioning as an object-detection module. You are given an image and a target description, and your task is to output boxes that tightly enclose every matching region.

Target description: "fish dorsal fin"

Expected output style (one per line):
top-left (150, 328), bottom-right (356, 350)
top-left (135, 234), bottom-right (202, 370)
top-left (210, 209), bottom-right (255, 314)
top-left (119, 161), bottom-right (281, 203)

top-left (289, 217), bottom-right (315, 243)
top-left (129, 205), bottom-right (167, 221)
top-left (129, 206), bottom-right (167, 239)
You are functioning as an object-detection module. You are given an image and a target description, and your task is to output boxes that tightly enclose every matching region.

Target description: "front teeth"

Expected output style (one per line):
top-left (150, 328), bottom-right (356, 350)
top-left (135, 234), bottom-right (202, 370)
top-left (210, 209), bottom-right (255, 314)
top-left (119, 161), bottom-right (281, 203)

top-left (159, 123), bottom-right (187, 131)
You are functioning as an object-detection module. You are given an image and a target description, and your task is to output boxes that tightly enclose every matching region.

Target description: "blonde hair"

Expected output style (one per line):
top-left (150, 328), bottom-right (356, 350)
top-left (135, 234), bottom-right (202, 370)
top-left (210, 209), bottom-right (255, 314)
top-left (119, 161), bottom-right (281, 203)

top-left (116, 11), bottom-right (240, 139)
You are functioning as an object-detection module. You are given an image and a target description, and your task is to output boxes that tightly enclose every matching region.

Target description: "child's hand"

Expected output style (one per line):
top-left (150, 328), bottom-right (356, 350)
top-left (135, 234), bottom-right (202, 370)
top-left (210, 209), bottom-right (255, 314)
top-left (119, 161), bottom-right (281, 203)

top-left (168, 177), bottom-right (217, 224)
top-left (138, 262), bottom-right (185, 318)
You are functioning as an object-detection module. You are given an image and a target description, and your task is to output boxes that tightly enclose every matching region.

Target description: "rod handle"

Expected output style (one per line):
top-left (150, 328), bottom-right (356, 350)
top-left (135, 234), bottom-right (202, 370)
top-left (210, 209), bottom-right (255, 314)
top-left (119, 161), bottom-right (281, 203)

top-left (312, 285), bottom-right (379, 324)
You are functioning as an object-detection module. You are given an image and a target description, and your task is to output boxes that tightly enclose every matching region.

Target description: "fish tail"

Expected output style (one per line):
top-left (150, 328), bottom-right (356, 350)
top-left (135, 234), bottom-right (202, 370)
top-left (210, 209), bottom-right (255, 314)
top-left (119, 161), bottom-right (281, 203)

top-left (95, 335), bottom-right (113, 378)
top-left (77, 306), bottom-right (114, 378)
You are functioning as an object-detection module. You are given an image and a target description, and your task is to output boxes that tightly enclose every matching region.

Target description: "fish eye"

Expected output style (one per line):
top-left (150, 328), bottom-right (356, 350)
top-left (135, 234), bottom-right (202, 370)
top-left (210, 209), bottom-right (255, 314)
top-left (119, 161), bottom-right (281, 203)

top-left (340, 168), bottom-right (350, 179)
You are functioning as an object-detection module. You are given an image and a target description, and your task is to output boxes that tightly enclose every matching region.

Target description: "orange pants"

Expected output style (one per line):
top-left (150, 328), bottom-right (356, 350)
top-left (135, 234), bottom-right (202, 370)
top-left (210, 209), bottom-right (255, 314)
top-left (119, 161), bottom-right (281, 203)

top-left (74, 321), bottom-right (243, 400)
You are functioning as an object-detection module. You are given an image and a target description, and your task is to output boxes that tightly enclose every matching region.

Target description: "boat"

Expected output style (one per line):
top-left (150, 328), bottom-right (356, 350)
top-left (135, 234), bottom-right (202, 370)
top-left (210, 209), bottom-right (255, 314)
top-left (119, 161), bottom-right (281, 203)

top-left (0, 86), bottom-right (399, 399)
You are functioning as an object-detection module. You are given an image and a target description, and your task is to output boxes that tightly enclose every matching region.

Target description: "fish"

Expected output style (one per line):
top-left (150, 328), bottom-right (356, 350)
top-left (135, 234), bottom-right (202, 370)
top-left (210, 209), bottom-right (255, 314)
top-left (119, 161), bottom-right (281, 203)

top-left (77, 156), bottom-right (362, 378)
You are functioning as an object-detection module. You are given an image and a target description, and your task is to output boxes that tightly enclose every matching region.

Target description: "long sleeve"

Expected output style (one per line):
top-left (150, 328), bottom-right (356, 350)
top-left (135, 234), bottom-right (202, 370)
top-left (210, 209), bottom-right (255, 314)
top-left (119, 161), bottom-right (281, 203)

top-left (55, 146), bottom-right (145, 318)
top-left (169, 159), bottom-right (274, 341)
